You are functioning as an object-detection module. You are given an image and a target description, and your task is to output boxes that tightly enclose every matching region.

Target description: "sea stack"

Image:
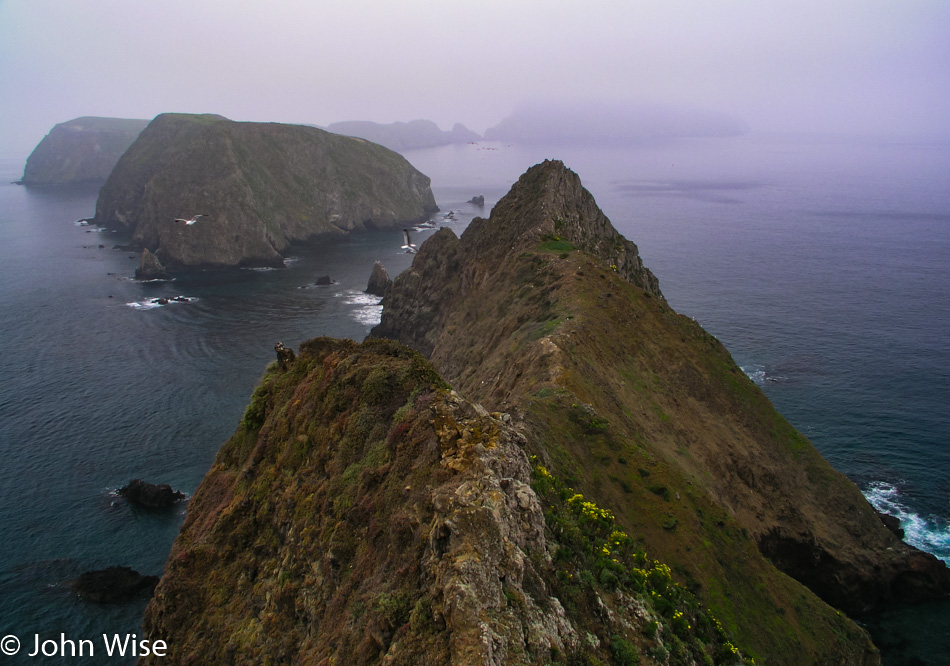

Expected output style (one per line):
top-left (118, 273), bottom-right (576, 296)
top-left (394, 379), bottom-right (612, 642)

top-left (134, 248), bottom-right (170, 281)
top-left (365, 261), bottom-right (392, 296)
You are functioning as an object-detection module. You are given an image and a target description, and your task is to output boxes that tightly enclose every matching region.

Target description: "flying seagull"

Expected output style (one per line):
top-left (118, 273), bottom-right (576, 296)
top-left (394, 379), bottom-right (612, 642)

top-left (174, 214), bottom-right (206, 225)
top-left (401, 229), bottom-right (417, 254)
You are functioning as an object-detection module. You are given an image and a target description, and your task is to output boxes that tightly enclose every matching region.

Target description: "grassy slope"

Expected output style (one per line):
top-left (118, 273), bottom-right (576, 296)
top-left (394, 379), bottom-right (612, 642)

top-left (417, 241), bottom-right (878, 665)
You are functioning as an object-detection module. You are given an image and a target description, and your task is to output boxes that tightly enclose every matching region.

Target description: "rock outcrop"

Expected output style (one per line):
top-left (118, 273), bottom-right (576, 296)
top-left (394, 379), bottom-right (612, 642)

top-left (73, 566), bottom-right (158, 603)
top-left (118, 479), bottom-right (186, 509)
top-left (94, 113), bottom-right (438, 269)
top-left (19, 117), bottom-right (148, 185)
top-left (134, 249), bottom-right (170, 281)
top-left (365, 261), bottom-right (392, 296)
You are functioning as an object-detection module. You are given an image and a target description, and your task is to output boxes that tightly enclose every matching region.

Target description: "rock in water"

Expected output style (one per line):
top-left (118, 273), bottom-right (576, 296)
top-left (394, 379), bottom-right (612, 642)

top-left (19, 117), bottom-right (149, 186)
top-left (467, 194), bottom-right (485, 206)
top-left (73, 566), bottom-right (158, 603)
top-left (93, 113), bottom-right (439, 269)
top-left (365, 261), bottom-right (392, 296)
top-left (314, 275), bottom-right (332, 286)
top-left (118, 479), bottom-right (185, 508)
top-left (134, 248), bottom-right (170, 280)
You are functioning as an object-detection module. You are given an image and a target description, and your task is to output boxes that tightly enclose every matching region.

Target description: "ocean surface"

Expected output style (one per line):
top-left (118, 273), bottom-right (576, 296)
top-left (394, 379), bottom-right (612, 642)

top-left (0, 134), bottom-right (947, 664)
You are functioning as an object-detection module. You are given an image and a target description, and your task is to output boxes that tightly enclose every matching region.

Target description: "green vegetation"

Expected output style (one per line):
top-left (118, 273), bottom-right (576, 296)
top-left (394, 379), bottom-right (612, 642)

top-left (539, 235), bottom-right (577, 253)
top-left (532, 462), bottom-right (754, 665)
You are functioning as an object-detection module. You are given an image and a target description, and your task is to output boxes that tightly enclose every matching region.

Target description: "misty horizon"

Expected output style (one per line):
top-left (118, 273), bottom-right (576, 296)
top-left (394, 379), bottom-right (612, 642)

top-left (2, 1), bottom-right (950, 157)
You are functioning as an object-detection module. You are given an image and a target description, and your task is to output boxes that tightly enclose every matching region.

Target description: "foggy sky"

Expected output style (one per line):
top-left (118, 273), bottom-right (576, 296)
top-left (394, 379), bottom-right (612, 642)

top-left (1, 0), bottom-right (949, 156)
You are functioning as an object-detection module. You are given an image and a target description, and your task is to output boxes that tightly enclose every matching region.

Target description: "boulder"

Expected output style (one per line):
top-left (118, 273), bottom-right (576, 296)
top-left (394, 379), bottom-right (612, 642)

top-left (878, 511), bottom-right (905, 539)
top-left (73, 566), bottom-right (159, 603)
top-left (118, 479), bottom-right (186, 508)
top-left (365, 261), bottom-right (392, 297)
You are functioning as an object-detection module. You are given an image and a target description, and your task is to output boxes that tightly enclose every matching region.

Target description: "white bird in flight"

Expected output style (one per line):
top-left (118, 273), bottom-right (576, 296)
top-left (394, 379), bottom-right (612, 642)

top-left (174, 214), bottom-right (206, 225)
top-left (401, 229), bottom-right (417, 254)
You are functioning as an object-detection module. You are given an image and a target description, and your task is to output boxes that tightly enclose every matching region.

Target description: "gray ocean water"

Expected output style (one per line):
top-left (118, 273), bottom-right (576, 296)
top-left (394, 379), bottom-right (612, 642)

top-left (0, 134), bottom-right (947, 663)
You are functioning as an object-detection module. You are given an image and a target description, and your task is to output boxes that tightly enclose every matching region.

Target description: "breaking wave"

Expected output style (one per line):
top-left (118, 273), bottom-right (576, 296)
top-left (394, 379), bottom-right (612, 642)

top-left (341, 290), bottom-right (383, 326)
top-left (864, 481), bottom-right (950, 564)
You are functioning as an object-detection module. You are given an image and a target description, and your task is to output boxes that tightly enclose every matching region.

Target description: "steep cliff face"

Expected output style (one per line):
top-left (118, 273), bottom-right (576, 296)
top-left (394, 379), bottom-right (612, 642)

top-left (94, 113), bottom-right (438, 268)
top-left (372, 161), bottom-right (950, 661)
top-left (19, 116), bottom-right (148, 185)
top-left (143, 339), bottom-right (775, 664)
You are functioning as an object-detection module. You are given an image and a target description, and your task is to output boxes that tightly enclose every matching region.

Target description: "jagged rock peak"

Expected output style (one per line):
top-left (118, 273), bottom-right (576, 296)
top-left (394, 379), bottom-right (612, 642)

top-left (366, 260), bottom-right (392, 296)
top-left (464, 160), bottom-right (661, 296)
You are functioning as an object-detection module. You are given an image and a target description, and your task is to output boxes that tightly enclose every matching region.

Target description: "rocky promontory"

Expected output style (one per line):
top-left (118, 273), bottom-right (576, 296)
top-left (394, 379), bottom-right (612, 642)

top-left (139, 161), bottom-right (949, 664)
top-left (94, 113), bottom-right (439, 269)
top-left (19, 117), bottom-right (148, 185)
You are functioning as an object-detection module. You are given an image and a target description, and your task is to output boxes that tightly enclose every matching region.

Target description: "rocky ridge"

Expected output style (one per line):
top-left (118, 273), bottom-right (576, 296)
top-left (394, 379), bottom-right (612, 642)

top-left (94, 113), bottom-right (438, 269)
top-left (371, 160), bottom-right (949, 661)
top-left (140, 160), bottom-right (949, 664)
top-left (143, 339), bottom-right (765, 664)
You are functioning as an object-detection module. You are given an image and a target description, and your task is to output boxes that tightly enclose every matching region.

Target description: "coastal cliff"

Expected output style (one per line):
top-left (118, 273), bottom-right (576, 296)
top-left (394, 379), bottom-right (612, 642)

top-left (18, 116), bottom-right (148, 185)
top-left (372, 161), bottom-right (950, 658)
top-left (141, 161), bottom-right (948, 664)
top-left (94, 113), bottom-right (438, 268)
top-left (143, 339), bottom-right (772, 664)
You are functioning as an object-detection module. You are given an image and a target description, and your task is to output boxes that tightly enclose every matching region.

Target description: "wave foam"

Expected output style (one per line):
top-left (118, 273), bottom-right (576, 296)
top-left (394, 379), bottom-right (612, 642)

top-left (741, 365), bottom-right (786, 385)
top-left (864, 481), bottom-right (950, 563)
top-left (341, 290), bottom-right (383, 326)
top-left (127, 296), bottom-right (196, 310)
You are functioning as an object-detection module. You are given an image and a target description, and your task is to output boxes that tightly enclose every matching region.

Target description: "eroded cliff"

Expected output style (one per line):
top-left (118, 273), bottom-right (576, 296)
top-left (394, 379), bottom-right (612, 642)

top-left (94, 113), bottom-right (438, 268)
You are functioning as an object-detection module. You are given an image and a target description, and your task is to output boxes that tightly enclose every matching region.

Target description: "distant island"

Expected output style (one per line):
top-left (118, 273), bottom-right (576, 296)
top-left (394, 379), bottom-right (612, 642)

top-left (325, 119), bottom-right (481, 152)
top-left (18, 116), bottom-right (149, 185)
top-left (484, 101), bottom-right (748, 144)
top-left (93, 113), bottom-right (438, 269)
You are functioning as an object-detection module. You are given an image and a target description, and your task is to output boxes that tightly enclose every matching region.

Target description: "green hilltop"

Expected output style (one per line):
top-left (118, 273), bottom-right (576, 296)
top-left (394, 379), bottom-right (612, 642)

top-left (94, 113), bottom-right (438, 269)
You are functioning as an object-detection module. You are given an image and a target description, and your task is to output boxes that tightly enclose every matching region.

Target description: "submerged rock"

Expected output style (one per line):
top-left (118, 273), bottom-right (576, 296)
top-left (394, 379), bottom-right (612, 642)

top-left (117, 479), bottom-right (185, 508)
top-left (365, 261), bottom-right (392, 296)
top-left (73, 566), bottom-right (158, 603)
